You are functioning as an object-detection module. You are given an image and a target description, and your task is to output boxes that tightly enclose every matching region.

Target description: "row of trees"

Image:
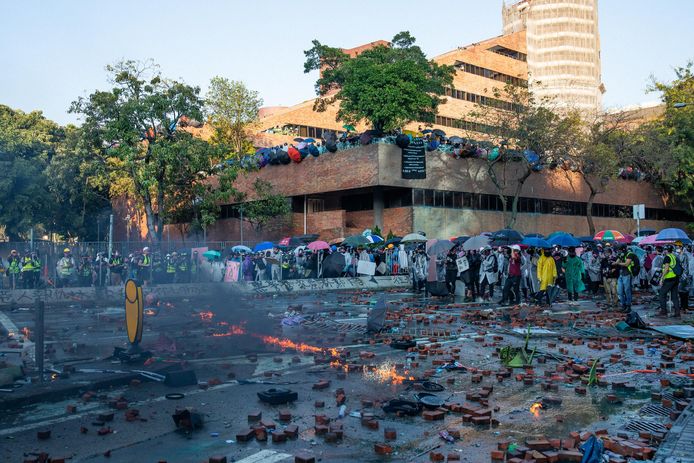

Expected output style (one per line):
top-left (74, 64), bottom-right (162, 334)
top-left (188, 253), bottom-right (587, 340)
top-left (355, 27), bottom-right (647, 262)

top-left (305, 32), bottom-right (693, 234)
top-left (0, 61), bottom-right (289, 242)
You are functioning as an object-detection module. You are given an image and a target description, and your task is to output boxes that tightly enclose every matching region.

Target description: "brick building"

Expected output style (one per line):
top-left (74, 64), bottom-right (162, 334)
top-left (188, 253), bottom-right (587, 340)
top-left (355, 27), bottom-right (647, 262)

top-left (155, 0), bottom-right (688, 244)
top-left (198, 143), bottom-right (689, 243)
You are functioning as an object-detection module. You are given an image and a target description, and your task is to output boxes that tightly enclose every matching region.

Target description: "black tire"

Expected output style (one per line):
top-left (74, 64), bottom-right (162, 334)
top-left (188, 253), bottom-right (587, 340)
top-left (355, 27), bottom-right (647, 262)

top-left (257, 388), bottom-right (298, 405)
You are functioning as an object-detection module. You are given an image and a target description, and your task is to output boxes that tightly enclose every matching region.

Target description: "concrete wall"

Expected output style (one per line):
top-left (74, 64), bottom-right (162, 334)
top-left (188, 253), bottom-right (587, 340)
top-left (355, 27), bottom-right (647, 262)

top-left (0, 276), bottom-right (411, 308)
top-left (377, 143), bottom-right (673, 209)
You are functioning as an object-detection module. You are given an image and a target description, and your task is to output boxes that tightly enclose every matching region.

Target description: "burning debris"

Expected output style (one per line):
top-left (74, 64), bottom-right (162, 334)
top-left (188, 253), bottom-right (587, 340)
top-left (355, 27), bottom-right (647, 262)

top-left (530, 401), bottom-right (543, 418)
top-left (258, 335), bottom-right (340, 357)
top-left (210, 321), bottom-right (247, 337)
top-left (363, 361), bottom-right (414, 385)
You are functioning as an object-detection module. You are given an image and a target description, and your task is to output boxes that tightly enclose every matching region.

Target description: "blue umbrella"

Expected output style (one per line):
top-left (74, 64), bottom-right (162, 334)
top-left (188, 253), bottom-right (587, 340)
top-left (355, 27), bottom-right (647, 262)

top-left (547, 234), bottom-right (581, 248)
top-left (577, 236), bottom-right (596, 243)
top-left (202, 250), bottom-right (221, 260)
top-left (303, 138), bottom-right (316, 143)
top-left (367, 235), bottom-right (384, 243)
top-left (656, 228), bottom-right (691, 243)
top-left (547, 231), bottom-right (572, 240)
top-left (521, 237), bottom-right (551, 248)
top-left (232, 245), bottom-right (252, 253)
top-left (253, 241), bottom-right (275, 252)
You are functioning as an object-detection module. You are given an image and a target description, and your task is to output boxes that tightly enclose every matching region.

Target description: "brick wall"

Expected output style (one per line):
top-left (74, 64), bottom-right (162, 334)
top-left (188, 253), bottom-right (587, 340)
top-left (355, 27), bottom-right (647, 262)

top-left (413, 207), bottom-right (689, 239)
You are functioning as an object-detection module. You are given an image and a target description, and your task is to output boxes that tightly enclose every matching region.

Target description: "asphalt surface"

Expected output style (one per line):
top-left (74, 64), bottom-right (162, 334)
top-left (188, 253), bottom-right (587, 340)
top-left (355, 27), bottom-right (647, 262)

top-left (1, 287), bottom-right (692, 462)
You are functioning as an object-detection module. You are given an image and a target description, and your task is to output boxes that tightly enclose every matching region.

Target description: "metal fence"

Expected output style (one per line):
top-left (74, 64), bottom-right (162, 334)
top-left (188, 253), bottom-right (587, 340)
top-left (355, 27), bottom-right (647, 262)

top-left (0, 241), bottom-right (410, 289)
top-left (0, 240), bottom-right (245, 288)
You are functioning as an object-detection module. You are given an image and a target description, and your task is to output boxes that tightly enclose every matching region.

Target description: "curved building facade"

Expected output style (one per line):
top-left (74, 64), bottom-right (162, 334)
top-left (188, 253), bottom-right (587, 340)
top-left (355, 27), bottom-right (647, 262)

top-left (503, 0), bottom-right (603, 113)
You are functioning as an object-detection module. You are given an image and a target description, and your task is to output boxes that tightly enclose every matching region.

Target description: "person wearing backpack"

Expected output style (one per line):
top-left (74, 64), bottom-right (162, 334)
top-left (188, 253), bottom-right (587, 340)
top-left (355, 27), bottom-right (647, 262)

top-left (658, 244), bottom-right (681, 317)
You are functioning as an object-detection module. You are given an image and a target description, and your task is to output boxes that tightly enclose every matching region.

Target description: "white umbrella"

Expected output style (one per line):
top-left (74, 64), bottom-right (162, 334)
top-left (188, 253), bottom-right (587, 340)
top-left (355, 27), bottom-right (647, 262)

top-left (402, 233), bottom-right (427, 243)
top-left (463, 235), bottom-right (490, 251)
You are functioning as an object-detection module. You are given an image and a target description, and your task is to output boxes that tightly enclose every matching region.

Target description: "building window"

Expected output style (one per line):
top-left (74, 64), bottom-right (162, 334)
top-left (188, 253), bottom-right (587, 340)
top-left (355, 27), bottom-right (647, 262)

top-left (454, 60), bottom-right (527, 87)
top-left (487, 45), bottom-right (527, 62)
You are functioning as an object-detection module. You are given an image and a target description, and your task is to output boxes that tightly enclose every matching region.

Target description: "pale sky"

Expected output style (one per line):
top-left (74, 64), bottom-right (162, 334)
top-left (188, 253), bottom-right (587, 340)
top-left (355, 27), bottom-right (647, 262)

top-left (1, 0), bottom-right (692, 125)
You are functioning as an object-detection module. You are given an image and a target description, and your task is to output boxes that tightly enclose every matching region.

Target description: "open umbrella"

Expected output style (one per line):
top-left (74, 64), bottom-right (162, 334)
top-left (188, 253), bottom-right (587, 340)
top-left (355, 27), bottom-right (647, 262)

top-left (594, 230), bottom-right (625, 241)
top-left (629, 245), bottom-right (646, 259)
top-left (521, 237), bottom-right (550, 248)
top-left (202, 250), bottom-right (221, 260)
top-left (618, 233), bottom-right (635, 244)
top-left (432, 129), bottom-right (446, 137)
top-left (638, 234), bottom-right (673, 246)
top-left (342, 124), bottom-right (356, 132)
top-left (385, 237), bottom-right (402, 246)
top-left (656, 228), bottom-right (691, 243)
top-left (490, 228), bottom-right (524, 245)
top-left (366, 235), bottom-right (384, 244)
top-left (232, 245), bottom-right (252, 253)
top-left (421, 129), bottom-right (433, 134)
top-left (307, 240), bottom-right (330, 251)
top-left (547, 231), bottom-right (572, 240)
top-left (525, 233), bottom-right (544, 238)
top-left (292, 137), bottom-right (304, 142)
top-left (576, 236), bottom-right (595, 243)
top-left (278, 237), bottom-right (290, 246)
top-left (401, 233), bottom-right (427, 243)
top-left (448, 136), bottom-right (464, 144)
top-left (329, 237), bottom-right (345, 245)
top-left (253, 241), bottom-right (275, 252)
top-left (343, 235), bottom-right (370, 247)
top-left (547, 234), bottom-right (581, 248)
top-left (427, 239), bottom-right (455, 256)
top-left (463, 235), bottom-right (490, 251)
top-left (451, 236), bottom-right (469, 245)
top-left (303, 138), bottom-right (316, 143)
top-left (322, 252), bottom-right (346, 278)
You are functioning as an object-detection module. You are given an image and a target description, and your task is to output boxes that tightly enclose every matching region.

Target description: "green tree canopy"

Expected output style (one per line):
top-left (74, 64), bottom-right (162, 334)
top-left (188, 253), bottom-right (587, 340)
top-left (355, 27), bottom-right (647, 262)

top-left (240, 178), bottom-right (291, 231)
top-left (0, 105), bottom-right (61, 240)
top-left (45, 125), bottom-right (112, 240)
top-left (304, 31), bottom-right (455, 132)
top-left (70, 60), bottom-right (240, 242)
top-left (205, 77), bottom-right (262, 157)
top-left (465, 83), bottom-right (577, 228)
top-left (646, 62), bottom-right (694, 216)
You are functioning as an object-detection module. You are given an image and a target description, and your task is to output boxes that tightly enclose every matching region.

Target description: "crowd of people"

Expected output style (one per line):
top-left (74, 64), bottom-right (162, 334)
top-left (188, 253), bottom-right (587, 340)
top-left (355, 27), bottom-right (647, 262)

top-left (1, 238), bottom-right (692, 319)
top-left (411, 242), bottom-right (693, 318)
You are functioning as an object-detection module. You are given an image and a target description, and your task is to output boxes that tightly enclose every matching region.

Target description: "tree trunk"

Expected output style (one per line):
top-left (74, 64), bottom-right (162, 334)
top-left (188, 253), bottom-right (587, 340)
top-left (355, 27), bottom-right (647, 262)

top-left (586, 189), bottom-right (597, 237)
top-left (508, 167), bottom-right (532, 229)
top-left (143, 199), bottom-right (159, 244)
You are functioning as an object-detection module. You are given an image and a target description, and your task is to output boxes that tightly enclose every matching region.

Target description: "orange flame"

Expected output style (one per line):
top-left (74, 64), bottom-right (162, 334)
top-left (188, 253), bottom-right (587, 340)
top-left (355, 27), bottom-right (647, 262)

top-left (259, 335), bottom-right (340, 357)
top-left (197, 311), bottom-right (214, 321)
top-left (530, 402), bottom-right (542, 418)
top-left (211, 322), bottom-right (247, 337)
top-left (364, 361), bottom-right (414, 385)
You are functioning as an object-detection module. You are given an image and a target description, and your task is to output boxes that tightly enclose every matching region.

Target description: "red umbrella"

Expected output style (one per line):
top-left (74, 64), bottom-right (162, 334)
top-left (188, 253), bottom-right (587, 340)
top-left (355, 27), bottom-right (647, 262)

top-left (279, 237), bottom-right (290, 246)
top-left (288, 146), bottom-right (301, 163)
top-left (307, 240), bottom-right (330, 251)
top-left (617, 233), bottom-right (635, 243)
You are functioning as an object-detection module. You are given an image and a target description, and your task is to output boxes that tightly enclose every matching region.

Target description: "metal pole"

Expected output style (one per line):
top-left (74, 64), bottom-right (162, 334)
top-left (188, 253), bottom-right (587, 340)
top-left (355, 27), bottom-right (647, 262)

top-left (303, 195), bottom-right (307, 234)
top-left (240, 208), bottom-right (244, 245)
top-left (108, 214), bottom-right (113, 285)
top-left (35, 300), bottom-right (45, 384)
top-left (30, 227), bottom-right (34, 252)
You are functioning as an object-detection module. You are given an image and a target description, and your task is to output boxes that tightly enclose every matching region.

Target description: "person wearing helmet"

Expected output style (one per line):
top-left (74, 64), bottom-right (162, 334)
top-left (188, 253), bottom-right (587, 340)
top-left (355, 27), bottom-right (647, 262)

top-left (7, 250), bottom-right (22, 289)
top-left (56, 248), bottom-right (77, 288)
top-left (137, 247), bottom-right (152, 283)
top-left (658, 244), bottom-right (681, 317)
top-left (108, 250), bottom-right (125, 285)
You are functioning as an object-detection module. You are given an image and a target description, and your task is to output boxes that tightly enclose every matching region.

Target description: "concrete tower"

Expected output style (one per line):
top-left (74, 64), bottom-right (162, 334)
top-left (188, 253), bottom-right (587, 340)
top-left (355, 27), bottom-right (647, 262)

top-left (502, 0), bottom-right (604, 113)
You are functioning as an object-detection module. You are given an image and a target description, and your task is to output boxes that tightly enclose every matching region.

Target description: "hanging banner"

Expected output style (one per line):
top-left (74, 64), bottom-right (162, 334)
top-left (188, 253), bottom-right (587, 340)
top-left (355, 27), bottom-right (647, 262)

top-left (402, 138), bottom-right (426, 179)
